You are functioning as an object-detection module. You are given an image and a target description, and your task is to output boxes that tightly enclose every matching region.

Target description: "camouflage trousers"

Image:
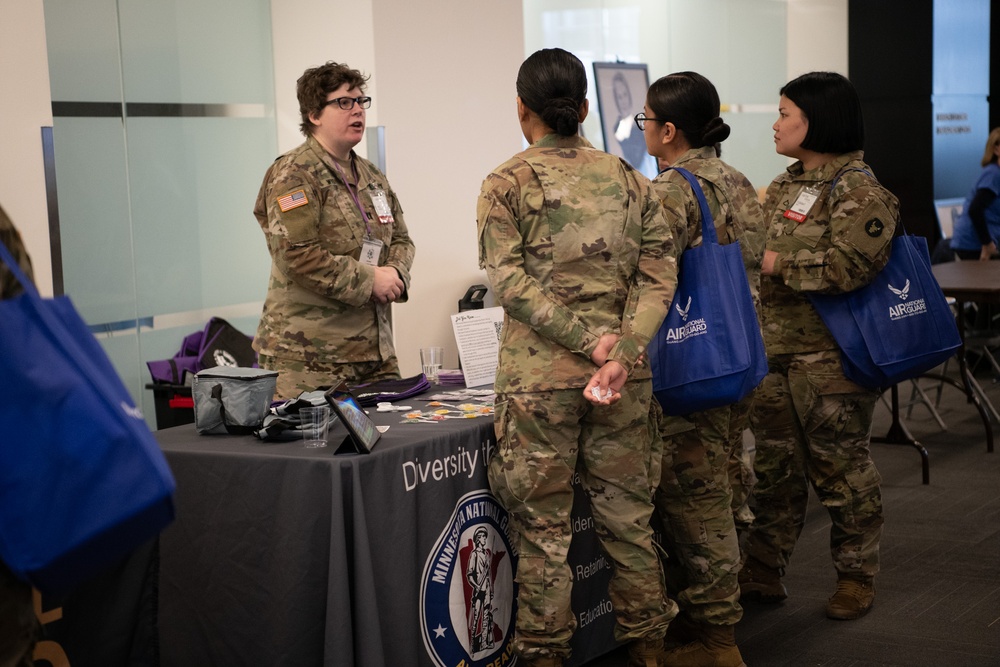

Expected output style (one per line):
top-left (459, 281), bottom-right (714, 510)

top-left (258, 353), bottom-right (400, 400)
top-left (489, 383), bottom-right (675, 660)
top-left (654, 392), bottom-right (756, 626)
top-left (746, 350), bottom-right (883, 579)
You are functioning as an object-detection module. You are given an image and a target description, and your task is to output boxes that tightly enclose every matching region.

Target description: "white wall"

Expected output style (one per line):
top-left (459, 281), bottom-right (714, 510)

top-left (787, 0), bottom-right (848, 78)
top-left (371, 0), bottom-right (524, 376)
top-left (0, 0), bottom-right (53, 295)
top-left (270, 0), bottom-right (379, 154)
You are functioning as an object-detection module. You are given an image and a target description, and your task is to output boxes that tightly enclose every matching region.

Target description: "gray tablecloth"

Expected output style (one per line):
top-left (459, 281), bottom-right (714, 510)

top-left (156, 399), bottom-right (619, 666)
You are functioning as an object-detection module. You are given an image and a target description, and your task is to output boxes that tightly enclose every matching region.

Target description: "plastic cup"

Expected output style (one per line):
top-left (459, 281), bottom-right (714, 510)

top-left (300, 405), bottom-right (331, 448)
top-left (420, 346), bottom-right (444, 382)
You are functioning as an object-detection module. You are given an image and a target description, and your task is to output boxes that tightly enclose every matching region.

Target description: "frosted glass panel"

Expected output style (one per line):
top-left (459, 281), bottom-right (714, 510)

top-left (118, 0), bottom-right (275, 103)
top-left (96, 332), bottom-right (145, 417)
top-left (722, 112), bottom-right (788, 193)
top-left (126, 116), bottom-right (274, 317)
top-left (524, 0), bottom-right (788, 187)
top-left (44, 0), bottom-right (277, 425)
top-left (43, 0), bottom-right (124, 101)
top-left (726, 1), bottom-right (786, 104)
top-left (51, 117), bottom-right (137, 325)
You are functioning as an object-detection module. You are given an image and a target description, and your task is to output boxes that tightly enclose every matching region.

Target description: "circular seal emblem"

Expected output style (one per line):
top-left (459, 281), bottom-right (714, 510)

top-left (421, 490), bottom-right (518, 666)
top-left (213, 349), bottom-right (238, 367)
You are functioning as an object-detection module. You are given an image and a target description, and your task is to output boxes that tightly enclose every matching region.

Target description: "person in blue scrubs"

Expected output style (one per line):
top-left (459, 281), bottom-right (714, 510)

top-left (950, 127), bottom-right (1000, 261)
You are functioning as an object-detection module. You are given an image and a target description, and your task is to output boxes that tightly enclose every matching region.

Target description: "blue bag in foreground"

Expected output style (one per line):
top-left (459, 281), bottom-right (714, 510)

top-left (0, 238), bottom-right (175, 597)
top-left (809, 234), bottom-right (961, 388)
top-left (647, 167), bottom-right (767, 415)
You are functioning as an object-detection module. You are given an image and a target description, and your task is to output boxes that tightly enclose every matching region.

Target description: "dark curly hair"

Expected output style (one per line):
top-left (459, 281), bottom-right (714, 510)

top-left (296, 61), bottom-right (369, 137)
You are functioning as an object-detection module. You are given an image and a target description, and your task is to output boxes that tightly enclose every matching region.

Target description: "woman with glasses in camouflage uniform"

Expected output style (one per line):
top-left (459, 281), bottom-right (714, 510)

top-left (639, 71), bottom-right (765, 667)
top-left (253, 61), bottom-right (415, 400)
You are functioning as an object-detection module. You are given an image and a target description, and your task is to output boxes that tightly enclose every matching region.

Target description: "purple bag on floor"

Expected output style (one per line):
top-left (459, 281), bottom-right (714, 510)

top-left (146, 355), bottom-right (202, 386)
top-left (147, 317), bottom-right (256, 385)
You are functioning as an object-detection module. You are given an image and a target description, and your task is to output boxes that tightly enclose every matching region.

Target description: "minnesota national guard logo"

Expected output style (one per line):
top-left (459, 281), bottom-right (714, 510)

top-left (421, 490), bottom-right (518, 666)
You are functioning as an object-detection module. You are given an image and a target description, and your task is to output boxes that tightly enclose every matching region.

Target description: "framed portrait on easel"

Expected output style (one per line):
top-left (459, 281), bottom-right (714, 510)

top-left (593, 62), bottom-right (658, 179)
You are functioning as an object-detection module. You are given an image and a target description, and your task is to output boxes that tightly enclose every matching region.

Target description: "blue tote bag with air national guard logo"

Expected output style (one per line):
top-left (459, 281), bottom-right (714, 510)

top-left (808, 233), bottom-right (961, 388)
top-left (647, 167), bottom-right (767, 415)
top-left (0, 237), bottom-right (175, 597)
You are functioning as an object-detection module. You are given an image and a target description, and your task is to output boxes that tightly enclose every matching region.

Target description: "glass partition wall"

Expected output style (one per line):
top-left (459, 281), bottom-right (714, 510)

top-left (43, 0), bottom-right (276, 427)
top-left (41, 0), bottom-right (792, 428)
top-left (523, 0), bottom-right (790, 190)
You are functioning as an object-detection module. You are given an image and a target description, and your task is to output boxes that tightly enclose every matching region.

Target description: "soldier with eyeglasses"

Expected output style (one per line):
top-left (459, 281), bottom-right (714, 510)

top-left (253, 62), bottom-right (415, 400)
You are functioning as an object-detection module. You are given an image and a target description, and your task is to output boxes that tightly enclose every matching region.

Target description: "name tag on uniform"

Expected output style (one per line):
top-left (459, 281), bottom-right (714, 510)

top-left (783, 187), bottom-right (820, 223)
top-left (361, 238), bottom-right (384, 266)
top-left (368, 188), bottom-right (394, 224)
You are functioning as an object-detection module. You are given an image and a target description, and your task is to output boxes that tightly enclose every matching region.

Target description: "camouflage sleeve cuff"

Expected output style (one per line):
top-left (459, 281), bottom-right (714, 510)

top-left (607, 337), bottom-right (642, 373)
top-left (775, 251), bottom-right (832, 292)
top-left (578, 329), bottom-right (601, 361)
top-left (387, 262), bottom-right (411, 302)
top-left (554, 323), bottom-right (599, 362)
top-left (350, 262), bottom-right (376, 306)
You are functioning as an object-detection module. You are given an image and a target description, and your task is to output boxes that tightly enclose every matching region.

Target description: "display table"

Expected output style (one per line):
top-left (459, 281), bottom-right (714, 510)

top-left (156, 392), bottom-right (620, 666)
top-left (932, 260), bottom-right (1000, 452)
top-left (870, 261), bottom-right (1000, 482)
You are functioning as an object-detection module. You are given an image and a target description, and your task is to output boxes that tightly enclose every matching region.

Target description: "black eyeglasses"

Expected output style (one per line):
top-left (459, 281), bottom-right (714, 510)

top-left (634, 112), bottom-right (663, 131)
top-left (321, 96), bottom-right (372, 111)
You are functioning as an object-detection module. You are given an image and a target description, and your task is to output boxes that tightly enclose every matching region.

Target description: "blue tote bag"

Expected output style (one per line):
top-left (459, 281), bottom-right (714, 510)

top-left (648, 168), bottom-right (767, 415)
top-left (0, 238), bottom-right (175, 596)
top-left (809, 233), bottom-right (961, 388)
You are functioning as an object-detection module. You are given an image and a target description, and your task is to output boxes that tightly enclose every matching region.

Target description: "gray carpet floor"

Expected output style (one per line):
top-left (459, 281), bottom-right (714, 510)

top-left (585, 366), bottom-right (1000, 666)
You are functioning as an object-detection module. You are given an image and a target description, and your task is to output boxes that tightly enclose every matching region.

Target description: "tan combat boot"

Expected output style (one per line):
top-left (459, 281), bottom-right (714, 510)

top-left (826, 576), bottom-right (875, 620)
top-left (738, 556), bottom-right (787, 603)
top-left (628, 637), bottom-right (665, 667)
top-left (663, 624), bottom-right (746, 667)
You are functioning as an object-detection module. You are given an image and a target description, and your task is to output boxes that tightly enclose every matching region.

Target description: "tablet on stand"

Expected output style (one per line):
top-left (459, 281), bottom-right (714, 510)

top-left (324, 383), bottom-right (383, 454)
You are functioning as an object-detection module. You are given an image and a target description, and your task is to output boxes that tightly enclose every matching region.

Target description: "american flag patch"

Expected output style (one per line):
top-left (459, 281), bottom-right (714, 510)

top-left (277, 190), bottom-right (308, 212)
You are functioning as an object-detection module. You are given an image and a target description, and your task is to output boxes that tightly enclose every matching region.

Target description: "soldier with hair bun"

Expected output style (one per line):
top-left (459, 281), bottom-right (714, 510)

top-left (477, 47), bottom-right (679, 667)
top-left (741, 71), bottom-right (899, 622)
top-left (640, 71), bottom-right (765, 667)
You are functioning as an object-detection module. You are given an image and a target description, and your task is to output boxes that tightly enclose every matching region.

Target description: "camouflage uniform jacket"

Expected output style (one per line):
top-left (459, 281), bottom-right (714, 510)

top-left (761, 150), bottom-right (899, 355)
top-left (0, 205), bottom-right (34, 299)
top-left (477, 133), bottom-right (678, 393)
top-left (253, 136), bottom-right (415, 365)
top-left (651, 146), bottom-right (766, 310)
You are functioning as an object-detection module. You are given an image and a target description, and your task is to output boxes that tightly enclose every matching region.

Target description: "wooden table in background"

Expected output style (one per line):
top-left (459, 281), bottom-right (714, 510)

top-left (931, 260), bottom-right (1000, 453)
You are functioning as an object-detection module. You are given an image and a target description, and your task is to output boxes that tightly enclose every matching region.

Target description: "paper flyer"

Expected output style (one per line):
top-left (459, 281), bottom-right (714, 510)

top-left (450, 307), bottom-right (505, 388)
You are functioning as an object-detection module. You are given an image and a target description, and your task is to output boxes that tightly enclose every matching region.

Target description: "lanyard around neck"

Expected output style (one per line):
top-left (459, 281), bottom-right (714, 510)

top-left (330, 157), bottom-right (373, 237)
